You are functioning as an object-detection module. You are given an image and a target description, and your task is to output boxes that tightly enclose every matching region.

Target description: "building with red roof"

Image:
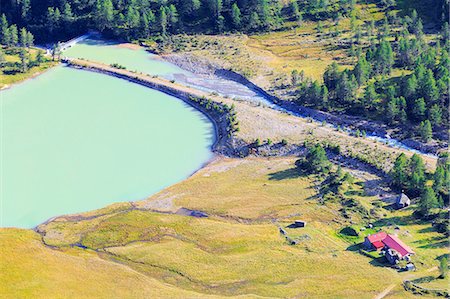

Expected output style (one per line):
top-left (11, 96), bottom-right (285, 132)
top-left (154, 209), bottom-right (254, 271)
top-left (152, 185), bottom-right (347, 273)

top-left (363, 232), bottom-right (415, 264)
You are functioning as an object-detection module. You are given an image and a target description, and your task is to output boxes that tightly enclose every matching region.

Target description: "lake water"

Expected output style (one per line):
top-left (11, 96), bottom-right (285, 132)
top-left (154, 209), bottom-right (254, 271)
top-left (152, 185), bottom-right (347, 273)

top-left (0, 66), bottom-right (214, 228)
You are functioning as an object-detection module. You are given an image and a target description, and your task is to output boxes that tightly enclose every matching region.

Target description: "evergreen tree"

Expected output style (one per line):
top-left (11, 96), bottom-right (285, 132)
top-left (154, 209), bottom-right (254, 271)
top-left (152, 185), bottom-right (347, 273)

top-left (231, 3), bottom-right (241, 28)
top-left (390, 153), bottom-right (408, 189)
top-left (418, 120), bottom-right (432, 142)
top-left (36, 50), bottom-right (45, 65)
top-left (96, 0), bottom-right (114, 31)
top-left (433, 166), bottom-right (446, 194)
top-left (362, 82), bottom-right (377, 110)
top-left (303, 144), bottom-right (331, 173)
top-left (354, 55), bottom-right (370, 85)
top-left (420, 69), bottom-right (438, 102)
top-left (323, 62), bottom-right (340, 91)
top-left (418, 186), bottom-right (438, 217)
top-left (0, 14), bottom-right (9, 45)
top-left (373, 40), bottom-right (394, 75)
top-left (62, 3), bottom-right (74, 25)
top-left (412, 98), bottom-right (426, 121)
top-left (386, 99), bottom-right (399, 123)
top-left (19, 28), bottom-right (28, 48)
top-left (19, 48), bottom-right (28, 73)
top-left (159, 7), bottom-right (168, 35)
top-left (249, 12), bottom-right (260, 30)
top-left (428, 104), bottom-right (442, 125)
top-left (291, 1), bottom-right (300, 21)
top-left (409, 154), bottom-right (425, 194)
top-left (404, 74), bottom-right (418, 100)
top-left (9, 25), bottom-right (18, 47)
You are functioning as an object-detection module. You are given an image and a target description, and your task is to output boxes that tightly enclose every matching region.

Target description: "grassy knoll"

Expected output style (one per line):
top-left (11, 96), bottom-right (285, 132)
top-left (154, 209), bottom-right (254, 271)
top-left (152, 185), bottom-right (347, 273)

top-left (0, 228), bottom-right (224, 298)
top-left (0, 47), bottom-right (56, 89)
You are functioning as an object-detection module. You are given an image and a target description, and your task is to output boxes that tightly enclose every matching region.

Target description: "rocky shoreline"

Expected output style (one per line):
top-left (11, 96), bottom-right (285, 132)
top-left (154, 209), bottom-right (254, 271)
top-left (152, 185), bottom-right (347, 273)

top-left (162, 53), bottom-right (446, 155)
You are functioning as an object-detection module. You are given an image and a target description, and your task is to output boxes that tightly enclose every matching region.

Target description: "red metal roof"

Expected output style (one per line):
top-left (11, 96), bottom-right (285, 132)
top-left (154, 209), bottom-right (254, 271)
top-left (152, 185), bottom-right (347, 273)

top-left (367, 232), bottom-right (387, 243)
top-left (382, 234), bottom-right (415, 257)
top-left (372, 241), bottom-right (385, 249)
top-left (366, 232), bottom-right (414, 257)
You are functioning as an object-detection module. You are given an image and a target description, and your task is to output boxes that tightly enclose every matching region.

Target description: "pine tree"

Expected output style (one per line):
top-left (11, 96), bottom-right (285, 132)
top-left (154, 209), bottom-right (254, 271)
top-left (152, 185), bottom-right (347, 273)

top-left (404, 74), bottom-right (417, 100)
top-left (409, 154), bottom-right (425, 194)
top-left (362, 82), bottom-right (377, 110)
top-left (9, 25), bottom-right (18, 47)
top-left (96, 0), bottom-right (114, 31)
top-left (428, 104), bottom-right (442, 125)
top-left (19, 28), bottom-right (28, 48)
top-left (412, 98), bottom-right (426, 121)
top-left (304, 144), bottom-right (330, 173)
top-left (420, 69), bottom-right (438, 102)
top-left (433, 166), bottom-right (446, 193)
top-left (36, 50), bottom-right (45, 65)
top-left (231, 3), bottom-right (241, 28)
top-left (19, 48), bottom-right (28, 73)
top-left (159, 7), bottom-right (167, 35)
top-left (418, 120), bottom-right (432, 142)
top-left (249, 12), bottom-right (260, 30)
top-left (373, 40), bottom-right (394, 75)
top-left (291, 1), bottom-right (300, 21)
top-left (386, 99), bottom-right (399, 123)
top-left (62, 3), bottom-right (73, 24)
top-left (418, 186), bottom-right (438, 217)
top-left (0, 14), bottom-right (9, 45)
top-left (168, 5), bottom-right (179, 28)
top-left (323, 62), bottom-right (340, 90)
top-left (354, 55), bottom-right (370, 85)
top-left (390, 153), bottom-right (408, 189)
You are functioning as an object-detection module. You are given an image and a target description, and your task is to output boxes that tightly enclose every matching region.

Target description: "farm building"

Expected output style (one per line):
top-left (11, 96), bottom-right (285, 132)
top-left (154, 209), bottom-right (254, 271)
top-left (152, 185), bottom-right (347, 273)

top-left (287, 220), bottom-right (307, 228)
top-left (363, 232), bottom-right (387, 251)
top-left (363, 232), bottom-right (415, 264)
top-left (396, 193), bottom-right (411, 209)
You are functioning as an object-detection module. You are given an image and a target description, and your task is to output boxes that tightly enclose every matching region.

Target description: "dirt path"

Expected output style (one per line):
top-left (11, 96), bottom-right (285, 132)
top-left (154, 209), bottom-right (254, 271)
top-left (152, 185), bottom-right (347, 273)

top-left (373, 283), bottom-right (397, 299)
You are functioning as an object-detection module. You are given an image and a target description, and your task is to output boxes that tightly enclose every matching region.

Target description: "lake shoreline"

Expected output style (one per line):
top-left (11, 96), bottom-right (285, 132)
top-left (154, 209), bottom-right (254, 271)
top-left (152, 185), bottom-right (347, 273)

top-left (161, 52), bottom-right (445, 155)
top-left (0, 62), bottom-right (58, 91)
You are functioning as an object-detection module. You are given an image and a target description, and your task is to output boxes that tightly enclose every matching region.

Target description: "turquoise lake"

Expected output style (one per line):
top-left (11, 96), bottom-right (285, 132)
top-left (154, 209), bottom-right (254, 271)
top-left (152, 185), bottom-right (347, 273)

top-left (0, 66), bottom-right (214, 228)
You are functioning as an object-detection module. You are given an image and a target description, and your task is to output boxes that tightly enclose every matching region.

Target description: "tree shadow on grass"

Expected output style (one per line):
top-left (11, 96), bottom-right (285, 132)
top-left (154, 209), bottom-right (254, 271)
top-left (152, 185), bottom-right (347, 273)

top-left (418, 226), bottom-right (436, 234)
top-left (268, 167), bottom-right (305, 181)
top-left (346, 244), bottom-right (361, 252)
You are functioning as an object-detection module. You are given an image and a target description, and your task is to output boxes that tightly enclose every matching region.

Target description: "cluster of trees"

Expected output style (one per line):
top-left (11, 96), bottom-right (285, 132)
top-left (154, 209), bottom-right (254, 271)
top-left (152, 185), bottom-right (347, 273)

top-left (0, 14), bottom-right (44, 73)
top-left (294, 9), bottom-right (449, 142)
top-left (390, 152), bottom-right (449, 217)
top-left (0, 0), bottom-right (289, 42)
top-left (0, 0), bottom-right (391, 43)
top-left (295, 144), bottom-right (331, 174)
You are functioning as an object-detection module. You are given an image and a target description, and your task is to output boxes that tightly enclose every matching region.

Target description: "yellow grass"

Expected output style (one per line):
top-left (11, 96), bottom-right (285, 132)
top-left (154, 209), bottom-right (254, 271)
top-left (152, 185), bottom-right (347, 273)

top-left (0, 229), bottom-right (224, 298)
